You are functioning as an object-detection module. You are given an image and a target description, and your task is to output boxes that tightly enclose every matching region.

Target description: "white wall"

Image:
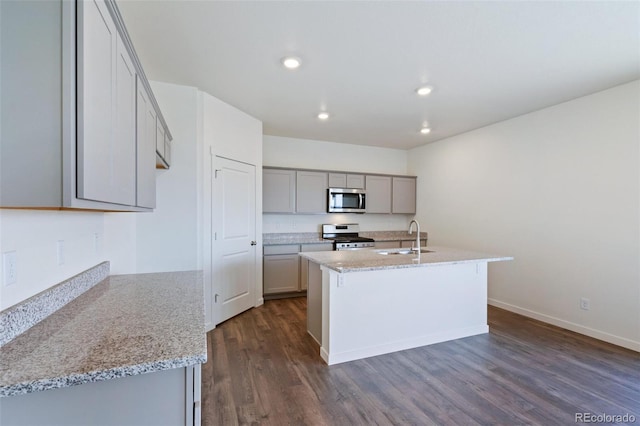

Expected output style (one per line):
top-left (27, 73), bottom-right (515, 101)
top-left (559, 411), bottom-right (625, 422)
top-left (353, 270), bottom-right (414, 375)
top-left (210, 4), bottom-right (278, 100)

top-left (0, 210), bottom-right (105, 310)
top-left (134, 82), bottom-right (203, 274)
top-left (202, 91), bottom-right (264, 328)
top-left (263, 135), bottom-right (411, 233)
top-left (408, 81), bottom-right (640, 351)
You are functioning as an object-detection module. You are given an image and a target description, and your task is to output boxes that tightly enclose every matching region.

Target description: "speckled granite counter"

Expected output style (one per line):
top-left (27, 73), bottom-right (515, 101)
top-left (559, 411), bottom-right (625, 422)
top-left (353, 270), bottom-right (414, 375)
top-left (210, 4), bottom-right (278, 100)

top-left (263, 232), bottom-right (326, 245)
top-left (263, 230), bottom-right (428, 245)
top-left (0, 270), bottom-right (206, 397)
top-left (299, 246), bottom-right (512, 273)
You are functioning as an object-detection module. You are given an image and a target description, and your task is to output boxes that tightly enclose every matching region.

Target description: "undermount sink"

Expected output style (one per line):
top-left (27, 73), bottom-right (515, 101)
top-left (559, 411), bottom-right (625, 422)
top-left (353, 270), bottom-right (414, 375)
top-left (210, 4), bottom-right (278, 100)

top-left (376, 249), bottom-right (414, 255)
top-left (376, 248), bottom-right (434, 255)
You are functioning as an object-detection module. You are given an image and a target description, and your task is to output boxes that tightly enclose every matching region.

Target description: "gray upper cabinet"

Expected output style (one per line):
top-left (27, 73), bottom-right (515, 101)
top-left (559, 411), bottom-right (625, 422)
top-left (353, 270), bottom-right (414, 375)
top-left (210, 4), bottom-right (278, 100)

top-left (156, 122), bottom-right (165, 159)
top-left (136, 78), bottom-right (157, 209)
top-left (296, 171), bottom-right (328, 213)
top-left (263, 168), bottom-right (296, 213)
top-left (328, 173), bottom-right (364, 189)
top-left (365, 175), bottom-right (392, 213)
top-left (347, 174), bottom-right (365, 189)
top-left (328, 173), bottom-right (346, 188)
top-left (392, 177), bottom-right (416, 214)
top-left (77, 0), bottom-right (136, 206)
top-left (0, 0), bottom-right (170, 211)
top-left (262, 167), bottom-right (415, 215)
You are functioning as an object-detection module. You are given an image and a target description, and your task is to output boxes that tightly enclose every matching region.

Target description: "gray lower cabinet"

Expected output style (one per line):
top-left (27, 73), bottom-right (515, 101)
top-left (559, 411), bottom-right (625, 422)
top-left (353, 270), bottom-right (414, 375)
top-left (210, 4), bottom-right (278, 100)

top-left (263, 169), bottom-right (296, 213)
top-left (0, 365), bottom-right (201, 426)
top-left (296, 171), bottom-right (328, 213)
top-left (263, 243), bottom-right (332, 296)
top-left (263, 253), bottom-right (300, 294)
top-left (365, 175), bottom-right (392, 213)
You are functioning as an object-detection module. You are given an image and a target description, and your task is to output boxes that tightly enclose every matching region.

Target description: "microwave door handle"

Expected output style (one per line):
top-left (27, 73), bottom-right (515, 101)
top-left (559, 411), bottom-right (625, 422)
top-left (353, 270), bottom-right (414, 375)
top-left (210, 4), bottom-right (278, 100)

top-left (359, 193), bottom-right (365, 210)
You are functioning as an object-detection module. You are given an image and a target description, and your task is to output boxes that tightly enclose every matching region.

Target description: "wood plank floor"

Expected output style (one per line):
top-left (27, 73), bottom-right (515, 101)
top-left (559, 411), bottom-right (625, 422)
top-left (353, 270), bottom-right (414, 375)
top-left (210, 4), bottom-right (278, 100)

top-left (202, 297), bottom-right (639, 425)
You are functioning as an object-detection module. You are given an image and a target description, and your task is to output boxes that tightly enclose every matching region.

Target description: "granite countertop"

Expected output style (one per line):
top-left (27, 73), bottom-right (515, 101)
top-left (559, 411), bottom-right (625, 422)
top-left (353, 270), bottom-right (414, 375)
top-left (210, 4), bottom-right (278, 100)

top-left (0, 271), bottom-right (206, 397)
top-left (299, 246), bottom-right (513, 273)
top-left (263, 231), bottom-right (429, 245)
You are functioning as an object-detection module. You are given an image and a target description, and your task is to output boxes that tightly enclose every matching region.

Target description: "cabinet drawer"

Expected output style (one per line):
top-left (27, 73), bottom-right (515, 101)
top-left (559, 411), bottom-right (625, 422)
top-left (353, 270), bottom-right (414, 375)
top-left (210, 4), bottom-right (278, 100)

top-left (263, 244), bottom-right (300, 255)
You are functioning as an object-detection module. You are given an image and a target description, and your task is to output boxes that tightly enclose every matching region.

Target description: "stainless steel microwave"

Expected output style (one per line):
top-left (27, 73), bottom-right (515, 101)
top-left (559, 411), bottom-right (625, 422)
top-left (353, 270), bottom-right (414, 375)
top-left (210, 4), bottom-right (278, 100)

top-left (327, 188), bottom-right (366, 213)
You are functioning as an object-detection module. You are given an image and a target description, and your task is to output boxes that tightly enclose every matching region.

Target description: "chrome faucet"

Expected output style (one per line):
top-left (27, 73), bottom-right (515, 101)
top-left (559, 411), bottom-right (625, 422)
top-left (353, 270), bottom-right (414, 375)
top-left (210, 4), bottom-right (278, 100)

top-left (408, 219), bottom-right (421, 255)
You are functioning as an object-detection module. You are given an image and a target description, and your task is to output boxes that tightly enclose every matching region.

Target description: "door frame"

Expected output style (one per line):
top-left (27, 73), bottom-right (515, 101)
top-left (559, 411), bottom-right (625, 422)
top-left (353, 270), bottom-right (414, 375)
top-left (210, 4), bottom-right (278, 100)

top-left (205, 153), bottom-right (263, 330)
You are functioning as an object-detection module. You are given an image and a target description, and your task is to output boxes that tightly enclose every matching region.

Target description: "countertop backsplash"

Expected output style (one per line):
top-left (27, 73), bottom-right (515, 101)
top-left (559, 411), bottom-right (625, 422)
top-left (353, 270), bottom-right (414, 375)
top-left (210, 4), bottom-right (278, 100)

top-left (262, 213), bottom-right (411, 234)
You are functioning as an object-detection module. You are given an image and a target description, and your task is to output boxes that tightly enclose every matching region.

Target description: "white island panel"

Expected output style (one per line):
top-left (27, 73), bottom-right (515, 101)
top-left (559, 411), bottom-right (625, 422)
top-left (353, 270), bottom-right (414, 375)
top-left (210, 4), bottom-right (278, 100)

top-left (320, 262), bottom-right (489, 365)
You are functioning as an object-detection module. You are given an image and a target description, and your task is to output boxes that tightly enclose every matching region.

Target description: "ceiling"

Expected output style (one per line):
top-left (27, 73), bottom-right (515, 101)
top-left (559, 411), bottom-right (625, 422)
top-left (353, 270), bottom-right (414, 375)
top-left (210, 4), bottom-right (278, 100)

top-left (117, 0), bottom-right (640, 150)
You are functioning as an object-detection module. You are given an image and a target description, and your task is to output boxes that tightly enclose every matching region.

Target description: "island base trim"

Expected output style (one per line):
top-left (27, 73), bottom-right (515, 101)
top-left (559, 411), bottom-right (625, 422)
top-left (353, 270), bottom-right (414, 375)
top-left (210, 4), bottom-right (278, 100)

top-left (321, 324), bottom-right (489, 365)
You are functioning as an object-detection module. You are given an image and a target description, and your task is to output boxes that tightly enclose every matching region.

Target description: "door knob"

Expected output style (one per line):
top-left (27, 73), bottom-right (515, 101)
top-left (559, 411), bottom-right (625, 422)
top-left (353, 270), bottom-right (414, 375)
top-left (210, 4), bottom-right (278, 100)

top-left (250, 241), bottom-right (257, 246)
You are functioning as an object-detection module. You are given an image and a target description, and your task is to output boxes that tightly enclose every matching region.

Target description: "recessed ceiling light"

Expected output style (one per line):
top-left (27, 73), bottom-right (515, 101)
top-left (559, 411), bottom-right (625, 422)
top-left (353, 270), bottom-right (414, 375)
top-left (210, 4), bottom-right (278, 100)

top-left (281, 56), bottom-right (301, 70)
top-left (420, 127), bottom-right (431, 134)
top-left (416, 86), bottom-right (433, 96)
top-left (317, 112), bottom-right (330, 120)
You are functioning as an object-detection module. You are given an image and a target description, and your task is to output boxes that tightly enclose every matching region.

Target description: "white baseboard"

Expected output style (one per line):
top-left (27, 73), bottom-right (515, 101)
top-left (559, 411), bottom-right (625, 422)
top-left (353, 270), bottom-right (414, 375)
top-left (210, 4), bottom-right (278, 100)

top-left (488, 298), bottom-right (640, 353)
top-left (323, 325), bottom-right (489, 365)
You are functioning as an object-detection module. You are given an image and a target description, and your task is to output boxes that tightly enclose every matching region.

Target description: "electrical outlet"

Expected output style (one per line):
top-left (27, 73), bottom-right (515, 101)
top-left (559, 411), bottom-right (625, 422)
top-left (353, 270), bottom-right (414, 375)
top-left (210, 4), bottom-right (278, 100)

top-left (580, 297), bottom-right (590, 311)
top-left (57, 240), bottom-right (65, 266)
top-left (3, 251), bottom-right (17, 287)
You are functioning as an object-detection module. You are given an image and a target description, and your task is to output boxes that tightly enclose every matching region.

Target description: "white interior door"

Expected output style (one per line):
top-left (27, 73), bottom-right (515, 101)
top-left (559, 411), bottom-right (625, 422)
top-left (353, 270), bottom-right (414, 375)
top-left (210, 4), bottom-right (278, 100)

top-left (213, 156), bottom-right (257, 324)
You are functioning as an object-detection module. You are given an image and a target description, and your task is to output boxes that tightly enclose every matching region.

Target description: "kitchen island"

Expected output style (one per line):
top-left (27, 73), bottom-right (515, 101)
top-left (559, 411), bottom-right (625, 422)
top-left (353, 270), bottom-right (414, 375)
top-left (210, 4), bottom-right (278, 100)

top-left (300, 247), bottom-right (512, 365)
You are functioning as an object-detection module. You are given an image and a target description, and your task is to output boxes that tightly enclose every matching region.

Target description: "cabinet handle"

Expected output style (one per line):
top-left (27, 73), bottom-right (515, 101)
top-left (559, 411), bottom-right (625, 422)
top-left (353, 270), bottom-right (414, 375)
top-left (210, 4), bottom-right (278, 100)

top-left (250, 241), bottom-right (257, 246)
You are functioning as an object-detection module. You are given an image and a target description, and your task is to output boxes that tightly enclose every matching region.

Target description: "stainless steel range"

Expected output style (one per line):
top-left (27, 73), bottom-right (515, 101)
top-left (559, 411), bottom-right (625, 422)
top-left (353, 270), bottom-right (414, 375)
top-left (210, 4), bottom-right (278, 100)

top-left (322, 224), bottom-right (375, 250)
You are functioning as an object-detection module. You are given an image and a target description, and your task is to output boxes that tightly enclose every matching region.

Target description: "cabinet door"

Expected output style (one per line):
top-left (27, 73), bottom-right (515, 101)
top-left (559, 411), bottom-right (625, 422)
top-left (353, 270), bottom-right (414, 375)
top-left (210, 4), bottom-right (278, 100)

top-left (296, 171), bottom-right (328, 213)
top-left (263, 169), bottom-right (296, 213)
top-left (77, 0), bottom-right (136, 206)
top-left (156, 121), bottom-right (165, 158)
top-left (263, 254), bottom-right (300, 294)
top-left (164, 133), bottom-right (171, 166)
top-left (329, 173), bottom-right (364, 189)
top-left (112, 36), bottom-right (137, 205)
top-left (299, 243), bottom-right (333, 290)
top-left (365, 175), bottom-right (392, 213)
top-left (392, 177), bottom-right (417, 214)
top-left (328, 173), bottom-right (347, 188)
top-left (136, 78), bottom-right (156, 209)
top-left (346, 174), bottom-right (365, 189)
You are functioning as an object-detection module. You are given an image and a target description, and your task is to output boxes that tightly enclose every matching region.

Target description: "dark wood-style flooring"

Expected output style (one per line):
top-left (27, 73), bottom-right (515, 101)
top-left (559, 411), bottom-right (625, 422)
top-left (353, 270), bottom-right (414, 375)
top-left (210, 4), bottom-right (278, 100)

top-left (202, 297), bottom-right (639, 425)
